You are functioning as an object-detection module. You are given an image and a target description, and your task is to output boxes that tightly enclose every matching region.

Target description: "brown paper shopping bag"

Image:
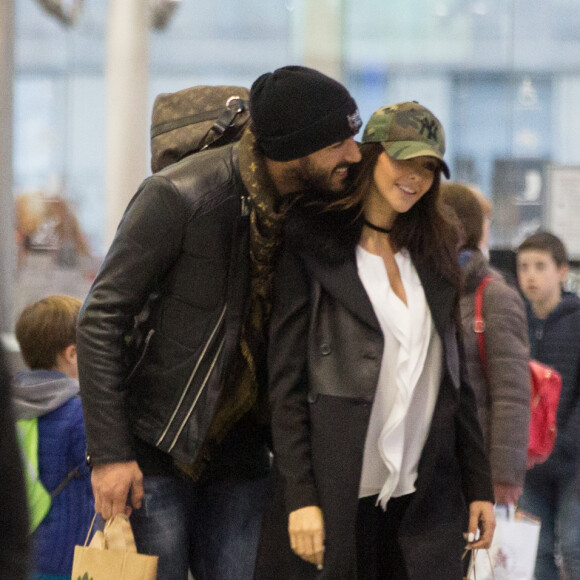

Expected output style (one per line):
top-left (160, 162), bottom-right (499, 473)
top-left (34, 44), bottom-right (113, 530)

top-left (71, 514), bottom-right (158, 580)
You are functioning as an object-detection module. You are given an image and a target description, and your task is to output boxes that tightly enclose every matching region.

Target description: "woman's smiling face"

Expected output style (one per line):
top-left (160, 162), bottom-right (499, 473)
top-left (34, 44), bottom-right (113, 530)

top-left (370, 152), bottom-right (438, 216)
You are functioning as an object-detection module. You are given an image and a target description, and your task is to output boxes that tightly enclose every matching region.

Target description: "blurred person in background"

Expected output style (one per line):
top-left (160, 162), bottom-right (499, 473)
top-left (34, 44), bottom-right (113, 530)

top-left (440, 181), bottom-right (530, 507)
top-left (517, 232), bottom-right (580, 580)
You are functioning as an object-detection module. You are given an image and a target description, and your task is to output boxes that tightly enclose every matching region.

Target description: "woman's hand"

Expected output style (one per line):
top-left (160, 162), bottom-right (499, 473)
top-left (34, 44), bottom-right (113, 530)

top-left (288, 505), bottom-right (325, 569)
top-left (465, 501), bottom-right (495, 550)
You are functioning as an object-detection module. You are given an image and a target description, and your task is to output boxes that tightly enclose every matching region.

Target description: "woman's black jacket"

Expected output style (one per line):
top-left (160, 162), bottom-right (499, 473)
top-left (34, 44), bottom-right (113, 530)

top-left (255, 206), bottom-right (494, 580)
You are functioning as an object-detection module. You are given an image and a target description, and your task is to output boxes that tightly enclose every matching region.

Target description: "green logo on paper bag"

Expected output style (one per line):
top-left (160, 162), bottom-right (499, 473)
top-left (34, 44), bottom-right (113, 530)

top-left (77, 574), bottom-right (93, 580)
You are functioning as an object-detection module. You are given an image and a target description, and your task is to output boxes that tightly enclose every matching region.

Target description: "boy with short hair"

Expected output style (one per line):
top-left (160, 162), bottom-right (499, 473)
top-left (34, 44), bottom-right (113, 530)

top-left (13, 295), bottom-right (93, 580)
top-left (517, 232), bottom-right (580, 580)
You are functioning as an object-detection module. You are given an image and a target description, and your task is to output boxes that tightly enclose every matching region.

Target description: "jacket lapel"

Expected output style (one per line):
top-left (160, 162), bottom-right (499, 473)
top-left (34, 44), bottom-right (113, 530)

top-left (415, 260), bottom-right (461, 389)
top-left (303, 252), bottom-right (381, 332)
top-left (304, 253), bottom-right (457, 337)
top-left (414, 261), bottom-right (456, 340)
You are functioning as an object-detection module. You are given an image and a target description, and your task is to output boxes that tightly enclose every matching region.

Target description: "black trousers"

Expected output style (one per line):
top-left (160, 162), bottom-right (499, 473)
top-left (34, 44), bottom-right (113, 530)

top-left (355, 493), bottom-right (413, 580)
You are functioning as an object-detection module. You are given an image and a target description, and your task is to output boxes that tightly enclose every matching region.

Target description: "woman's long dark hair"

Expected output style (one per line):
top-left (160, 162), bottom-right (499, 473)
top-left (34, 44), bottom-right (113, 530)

top-left (334, 142), bottom-right (462, 291)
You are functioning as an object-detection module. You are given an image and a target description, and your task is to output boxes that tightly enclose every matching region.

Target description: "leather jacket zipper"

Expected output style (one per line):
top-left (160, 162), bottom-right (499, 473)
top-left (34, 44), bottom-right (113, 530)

top-left (156, 303), bottom-right (227, 447)
top-left (167, 334), bottom-right (226, 452)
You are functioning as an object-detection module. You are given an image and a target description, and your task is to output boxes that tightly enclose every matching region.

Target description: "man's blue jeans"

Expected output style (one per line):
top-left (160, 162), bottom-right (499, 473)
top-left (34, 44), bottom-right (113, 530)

top-left (518, 458), bottom-right (580, 580)
top-left (130, 473), bottom-right (269, 580)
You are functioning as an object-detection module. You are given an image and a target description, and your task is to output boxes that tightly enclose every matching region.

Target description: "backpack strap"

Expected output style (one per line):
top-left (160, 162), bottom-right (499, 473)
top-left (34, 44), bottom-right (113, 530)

top-left (474, 276), bottom-right (494, 378)
top-left (151, 96), bottom-right (248, 140)
top-left (50, 464), bottom-right (83, 498)
top-left (171, 97), bottom-right (249, 167)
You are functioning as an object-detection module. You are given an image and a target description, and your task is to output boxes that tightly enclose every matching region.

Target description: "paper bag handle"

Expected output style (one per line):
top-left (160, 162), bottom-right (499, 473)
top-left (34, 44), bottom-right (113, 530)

top-left (83, 513), bottom-right (138, 553)
top-left (463, 548), bottom-right (495, 580)
top-left (84, 513), bottom-right (99, 546)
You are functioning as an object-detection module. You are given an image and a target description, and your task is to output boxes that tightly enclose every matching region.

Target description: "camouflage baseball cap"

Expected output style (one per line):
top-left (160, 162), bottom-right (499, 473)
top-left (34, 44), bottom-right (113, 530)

top-left (362, 101), bottom-right (450, 178)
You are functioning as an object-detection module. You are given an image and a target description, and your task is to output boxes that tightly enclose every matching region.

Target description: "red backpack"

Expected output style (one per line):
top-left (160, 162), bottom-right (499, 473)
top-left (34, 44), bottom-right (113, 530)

top-left (474, 276), bottom-right (562, 467)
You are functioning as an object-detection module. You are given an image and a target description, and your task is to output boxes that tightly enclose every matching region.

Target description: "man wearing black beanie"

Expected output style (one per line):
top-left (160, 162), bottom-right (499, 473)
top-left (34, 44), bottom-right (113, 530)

top-left (77, 65), bottom-right (361, 580)
top-left (250, 65), bottom-right (362, 194)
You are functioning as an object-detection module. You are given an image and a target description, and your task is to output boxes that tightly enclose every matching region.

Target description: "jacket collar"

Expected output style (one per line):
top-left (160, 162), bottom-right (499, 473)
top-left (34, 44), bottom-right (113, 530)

top-left (286, 199), bottom-right (456, 338)
top-left (12, 370), bottom-right (79, 421)
top-left (304, 252), bottom-right (380, 331)
top-left (460, 248), bottom-right (502, 294)
top-left (305, 247), bottom-right (456, 340)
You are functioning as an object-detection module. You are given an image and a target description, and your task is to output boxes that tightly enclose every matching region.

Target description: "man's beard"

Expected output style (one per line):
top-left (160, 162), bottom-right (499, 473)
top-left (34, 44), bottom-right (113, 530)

top-left (295, 160), bottom-right (354, 198)
top-left (285, 166), bottom-right (355, 214)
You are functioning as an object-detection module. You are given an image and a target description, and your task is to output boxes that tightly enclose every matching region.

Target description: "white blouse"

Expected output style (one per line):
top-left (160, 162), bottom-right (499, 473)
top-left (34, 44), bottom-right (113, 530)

top-left (356, 246), bottom-right (442, 509)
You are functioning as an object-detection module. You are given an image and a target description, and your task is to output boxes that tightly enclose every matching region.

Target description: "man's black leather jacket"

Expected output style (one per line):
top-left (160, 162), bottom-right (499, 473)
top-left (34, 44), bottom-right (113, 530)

top-left (77, 142), bottom-right (252, 466)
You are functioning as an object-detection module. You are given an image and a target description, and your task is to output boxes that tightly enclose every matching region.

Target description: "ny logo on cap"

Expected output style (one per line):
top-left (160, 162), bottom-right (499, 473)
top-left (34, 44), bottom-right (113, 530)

top-left (419, 118), bottom-right (438, 141)
top-left (348, 110), bottom-right (362, 134)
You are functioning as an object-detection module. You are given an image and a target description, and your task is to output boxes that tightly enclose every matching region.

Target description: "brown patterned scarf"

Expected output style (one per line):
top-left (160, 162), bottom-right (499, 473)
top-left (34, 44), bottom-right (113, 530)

top-left (175, 129), bottom-right (287, 480)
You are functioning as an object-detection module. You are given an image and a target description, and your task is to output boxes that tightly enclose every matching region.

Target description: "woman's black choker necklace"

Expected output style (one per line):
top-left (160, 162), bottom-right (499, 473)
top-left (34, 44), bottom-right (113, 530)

top-left (363, 219), bottom-right (392, 234)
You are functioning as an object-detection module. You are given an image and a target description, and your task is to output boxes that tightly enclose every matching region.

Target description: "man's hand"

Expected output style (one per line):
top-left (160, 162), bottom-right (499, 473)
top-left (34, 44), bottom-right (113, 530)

top-left (91, 461), bottom-right (144, 519)
top-left (288, 505), bottom-right (325, 569)
top-left (493, 482), bottom-right (523, 506)
top-left (465, 501), bottom-right (495, 550)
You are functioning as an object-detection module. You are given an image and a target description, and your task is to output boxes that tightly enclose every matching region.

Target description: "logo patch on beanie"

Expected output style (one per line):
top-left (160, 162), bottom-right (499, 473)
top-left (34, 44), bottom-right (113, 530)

top-left (348, 110), bottom-right (362, 134)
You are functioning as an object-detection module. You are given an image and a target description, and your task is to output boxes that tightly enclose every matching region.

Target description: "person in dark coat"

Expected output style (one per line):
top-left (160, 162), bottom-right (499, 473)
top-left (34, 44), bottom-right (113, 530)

top-left (0, 344), bottom-right (30, 580)
top-left (77, 67), bottom-right (363, 580)
top-left (440, 182), bottom-right (530, 506)
top-left (255, 102), bottom-right (495, 580)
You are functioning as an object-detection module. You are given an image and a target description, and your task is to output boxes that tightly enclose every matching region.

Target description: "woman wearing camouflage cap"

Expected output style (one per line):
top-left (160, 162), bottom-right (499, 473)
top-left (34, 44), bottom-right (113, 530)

top-left (255, 102), bottom-right (495, 579)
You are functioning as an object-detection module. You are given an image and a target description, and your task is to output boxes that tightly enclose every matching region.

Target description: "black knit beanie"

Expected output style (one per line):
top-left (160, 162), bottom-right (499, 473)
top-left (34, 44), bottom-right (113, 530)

top-left (250, 65), bottom-right (361, 161)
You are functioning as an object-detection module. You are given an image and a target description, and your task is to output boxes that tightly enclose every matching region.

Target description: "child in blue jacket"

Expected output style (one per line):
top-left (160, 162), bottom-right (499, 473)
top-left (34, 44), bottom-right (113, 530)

top-left (13, 295), bottom-right (93, 580)
top-left (517, 232), bottom-right (580, 580)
